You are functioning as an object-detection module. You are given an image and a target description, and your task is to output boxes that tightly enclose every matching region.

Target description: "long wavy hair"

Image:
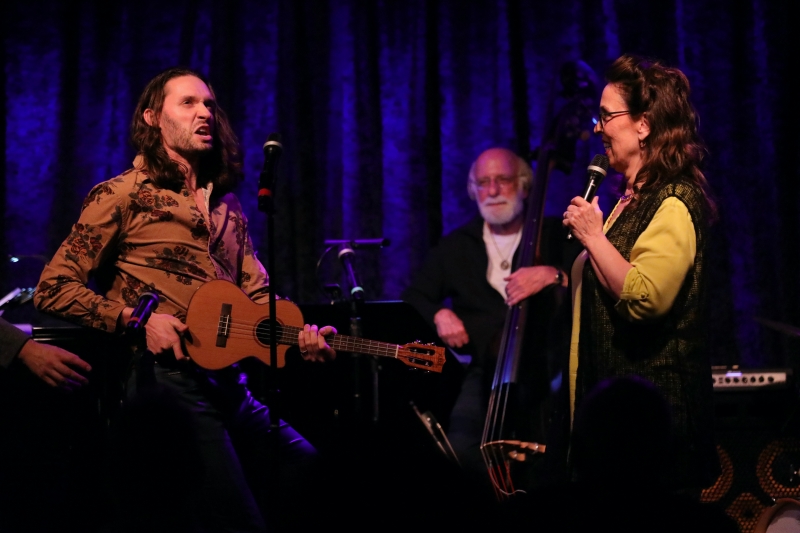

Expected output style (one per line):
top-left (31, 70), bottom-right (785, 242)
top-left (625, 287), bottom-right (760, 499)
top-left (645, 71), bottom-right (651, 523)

top-left (130, 67), bottom-right (243, 193)
top-left (607, 55), bottom-right (717, 220)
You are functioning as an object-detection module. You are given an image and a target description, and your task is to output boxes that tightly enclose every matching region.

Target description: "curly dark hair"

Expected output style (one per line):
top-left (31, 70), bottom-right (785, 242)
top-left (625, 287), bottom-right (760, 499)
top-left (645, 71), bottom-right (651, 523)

top-left (130, 67), bottom-right (243, 193)
top-left (606, 54), bottom-right (717, 220)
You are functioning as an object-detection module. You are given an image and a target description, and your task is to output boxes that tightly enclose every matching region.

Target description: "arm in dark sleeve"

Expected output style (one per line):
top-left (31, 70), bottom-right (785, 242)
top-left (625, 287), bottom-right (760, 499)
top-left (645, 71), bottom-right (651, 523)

top-left (402, 244), bottom-right (451, 328)
top-left (0, 317), bottom-right (31, 369)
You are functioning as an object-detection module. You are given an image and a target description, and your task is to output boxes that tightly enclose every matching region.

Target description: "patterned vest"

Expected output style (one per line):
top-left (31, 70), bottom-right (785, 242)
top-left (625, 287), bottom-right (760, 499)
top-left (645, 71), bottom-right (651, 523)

top-left (576, 179), bottom-right (718, 488)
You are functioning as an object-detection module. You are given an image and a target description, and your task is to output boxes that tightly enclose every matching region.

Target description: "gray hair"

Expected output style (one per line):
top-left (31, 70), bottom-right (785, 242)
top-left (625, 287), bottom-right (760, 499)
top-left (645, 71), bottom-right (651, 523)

top-left (466, 151), bottom-right (533, 201)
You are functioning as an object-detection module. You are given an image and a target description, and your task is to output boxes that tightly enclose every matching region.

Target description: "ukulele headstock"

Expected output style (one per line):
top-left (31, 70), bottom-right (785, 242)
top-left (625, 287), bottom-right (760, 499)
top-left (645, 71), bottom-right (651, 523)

top-left (397, 342), bottom-right (446, 373)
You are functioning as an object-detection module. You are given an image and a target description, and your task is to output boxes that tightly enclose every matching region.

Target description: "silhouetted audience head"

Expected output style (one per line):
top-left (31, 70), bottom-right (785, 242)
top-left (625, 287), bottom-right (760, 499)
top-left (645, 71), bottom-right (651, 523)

top-left (571, 375), bottom-right (674, 488)
top-left (105, 386), bottom-right (205, 533)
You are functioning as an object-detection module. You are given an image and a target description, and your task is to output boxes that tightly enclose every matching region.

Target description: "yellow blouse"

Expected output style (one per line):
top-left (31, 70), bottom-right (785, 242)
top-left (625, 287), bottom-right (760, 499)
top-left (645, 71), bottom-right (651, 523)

top-left (568, 196), bottom-right (697, 420)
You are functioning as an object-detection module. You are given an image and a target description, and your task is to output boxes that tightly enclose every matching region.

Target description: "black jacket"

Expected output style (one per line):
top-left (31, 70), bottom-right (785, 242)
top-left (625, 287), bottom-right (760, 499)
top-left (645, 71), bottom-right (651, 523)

top-left (402, 215), bottom-right (569, 369)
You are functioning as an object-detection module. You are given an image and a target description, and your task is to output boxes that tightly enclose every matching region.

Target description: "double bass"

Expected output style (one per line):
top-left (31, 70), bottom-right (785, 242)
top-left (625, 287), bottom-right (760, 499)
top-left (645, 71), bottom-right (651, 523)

top-left (480, 60), bottom-right (598, 499)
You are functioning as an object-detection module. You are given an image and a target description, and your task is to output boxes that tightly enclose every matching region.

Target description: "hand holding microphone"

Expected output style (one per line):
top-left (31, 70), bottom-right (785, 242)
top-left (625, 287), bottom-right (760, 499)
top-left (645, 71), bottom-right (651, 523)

top-left (125, 291), bottom-right (189, 359)
top-left (126, 290), bottom-right (160, 332)
top-left (565, 154), bottom-right (609, 241)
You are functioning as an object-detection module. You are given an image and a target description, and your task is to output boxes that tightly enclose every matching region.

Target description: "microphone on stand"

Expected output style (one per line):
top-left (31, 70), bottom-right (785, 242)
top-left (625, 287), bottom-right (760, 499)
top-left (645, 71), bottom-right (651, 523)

top-left (337, 247), bottom-right (364, 300)
top-left (126, 290), bottom-right (159, 332)
top-left (258, 133), bottom-right (283, 213)
top-left (567, 154), bottom-right (609, 240)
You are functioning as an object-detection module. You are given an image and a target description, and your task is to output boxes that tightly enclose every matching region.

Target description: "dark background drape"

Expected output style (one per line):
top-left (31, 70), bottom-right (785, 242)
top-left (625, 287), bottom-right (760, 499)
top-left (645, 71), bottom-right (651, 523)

top-left (2, 0), bottom-right (798, 369)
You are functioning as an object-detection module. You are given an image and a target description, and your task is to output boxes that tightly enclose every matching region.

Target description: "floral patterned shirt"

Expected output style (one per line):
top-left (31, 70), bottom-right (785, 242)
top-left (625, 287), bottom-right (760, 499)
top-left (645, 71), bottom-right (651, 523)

top-left (34, 158), bottom-right (270, 332)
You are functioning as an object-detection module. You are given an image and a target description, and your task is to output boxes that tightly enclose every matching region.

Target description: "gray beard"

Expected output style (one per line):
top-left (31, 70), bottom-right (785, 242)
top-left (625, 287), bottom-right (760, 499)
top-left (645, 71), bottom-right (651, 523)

top-left (478, 193), bottom-right (524, 226)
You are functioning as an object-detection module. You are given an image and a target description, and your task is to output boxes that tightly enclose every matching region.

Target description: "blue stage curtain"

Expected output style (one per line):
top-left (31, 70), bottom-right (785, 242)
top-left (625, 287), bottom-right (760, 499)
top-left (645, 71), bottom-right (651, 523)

top-left (2, 0), bottom-right (797, 367)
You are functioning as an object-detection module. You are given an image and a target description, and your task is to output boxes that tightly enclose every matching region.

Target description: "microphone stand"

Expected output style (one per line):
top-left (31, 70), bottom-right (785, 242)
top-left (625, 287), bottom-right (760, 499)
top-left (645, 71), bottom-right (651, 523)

top-left (258, 193), bottom-right (280, 422)
top-left (257, 134), bottom-right (281, 523)
top-left (323, 238), bottom-right (389, 426)
top-left (257, 134), bottom-right (282, 421)
top-left (337, 245), bottom-right (380, 425)
top-left (338, 247), bottom-right (367, 423)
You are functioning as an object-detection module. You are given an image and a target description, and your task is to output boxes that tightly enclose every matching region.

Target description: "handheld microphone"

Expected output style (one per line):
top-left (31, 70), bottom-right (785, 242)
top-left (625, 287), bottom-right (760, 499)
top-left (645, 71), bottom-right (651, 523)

top-left (337, 247), bottom-right (364, 300)
top-left (126, 290), bottom-right (159, 332)
top-left (258, 133), bottom-right (283, 213)
top-left (580, 154), bottom-right (609, 202)
top-left (567, 154), bottom-right (609, 240)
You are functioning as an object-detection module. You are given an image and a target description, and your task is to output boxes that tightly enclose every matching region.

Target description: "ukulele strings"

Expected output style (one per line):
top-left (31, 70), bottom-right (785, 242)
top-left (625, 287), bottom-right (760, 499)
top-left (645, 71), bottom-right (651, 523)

top-left (189, 318), bottom-right (402, 357)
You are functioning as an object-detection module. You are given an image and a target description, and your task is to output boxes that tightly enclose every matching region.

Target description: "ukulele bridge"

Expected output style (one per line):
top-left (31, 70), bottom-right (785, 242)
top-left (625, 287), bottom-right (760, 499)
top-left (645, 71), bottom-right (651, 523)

top-left (217, 303), bottom-right (232, 347)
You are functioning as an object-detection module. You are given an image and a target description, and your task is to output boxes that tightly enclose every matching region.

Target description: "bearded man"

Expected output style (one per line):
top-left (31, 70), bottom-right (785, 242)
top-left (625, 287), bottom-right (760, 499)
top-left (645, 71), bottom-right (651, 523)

top-left (34, 67), bottom-right (333, 532)
top-left (403, 147), bottom-right (569, 486)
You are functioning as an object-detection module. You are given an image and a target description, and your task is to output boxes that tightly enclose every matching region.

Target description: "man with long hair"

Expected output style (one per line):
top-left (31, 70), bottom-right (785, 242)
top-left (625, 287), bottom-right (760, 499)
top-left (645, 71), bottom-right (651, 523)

top-left (35, 67), bottom-right (333, 531)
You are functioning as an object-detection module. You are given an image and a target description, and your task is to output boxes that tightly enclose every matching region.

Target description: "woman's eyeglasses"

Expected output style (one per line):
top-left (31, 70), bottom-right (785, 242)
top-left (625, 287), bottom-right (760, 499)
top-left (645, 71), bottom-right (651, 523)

top-left (597, 109), bottom-right (631, 130)
top-left (471, 175), bottom-right (517, 191)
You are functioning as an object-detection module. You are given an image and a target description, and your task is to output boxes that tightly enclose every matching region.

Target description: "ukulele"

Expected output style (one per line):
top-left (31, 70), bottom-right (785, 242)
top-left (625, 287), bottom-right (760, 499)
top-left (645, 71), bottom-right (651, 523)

top-left (184, 279), bottom-right (445, 373)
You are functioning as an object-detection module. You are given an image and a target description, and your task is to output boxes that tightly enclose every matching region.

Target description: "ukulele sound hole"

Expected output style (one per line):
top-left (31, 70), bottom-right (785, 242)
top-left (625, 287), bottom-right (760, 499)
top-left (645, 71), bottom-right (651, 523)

top-left (255, 319), bottom-right (284, 347)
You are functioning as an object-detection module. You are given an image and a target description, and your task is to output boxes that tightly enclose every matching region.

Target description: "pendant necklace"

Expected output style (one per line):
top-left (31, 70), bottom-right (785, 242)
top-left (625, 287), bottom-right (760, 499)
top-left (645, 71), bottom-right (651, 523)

top-left (489, 230), bottom-right (520, 270)
top-left (620, 191), bottom-right (634, 202)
